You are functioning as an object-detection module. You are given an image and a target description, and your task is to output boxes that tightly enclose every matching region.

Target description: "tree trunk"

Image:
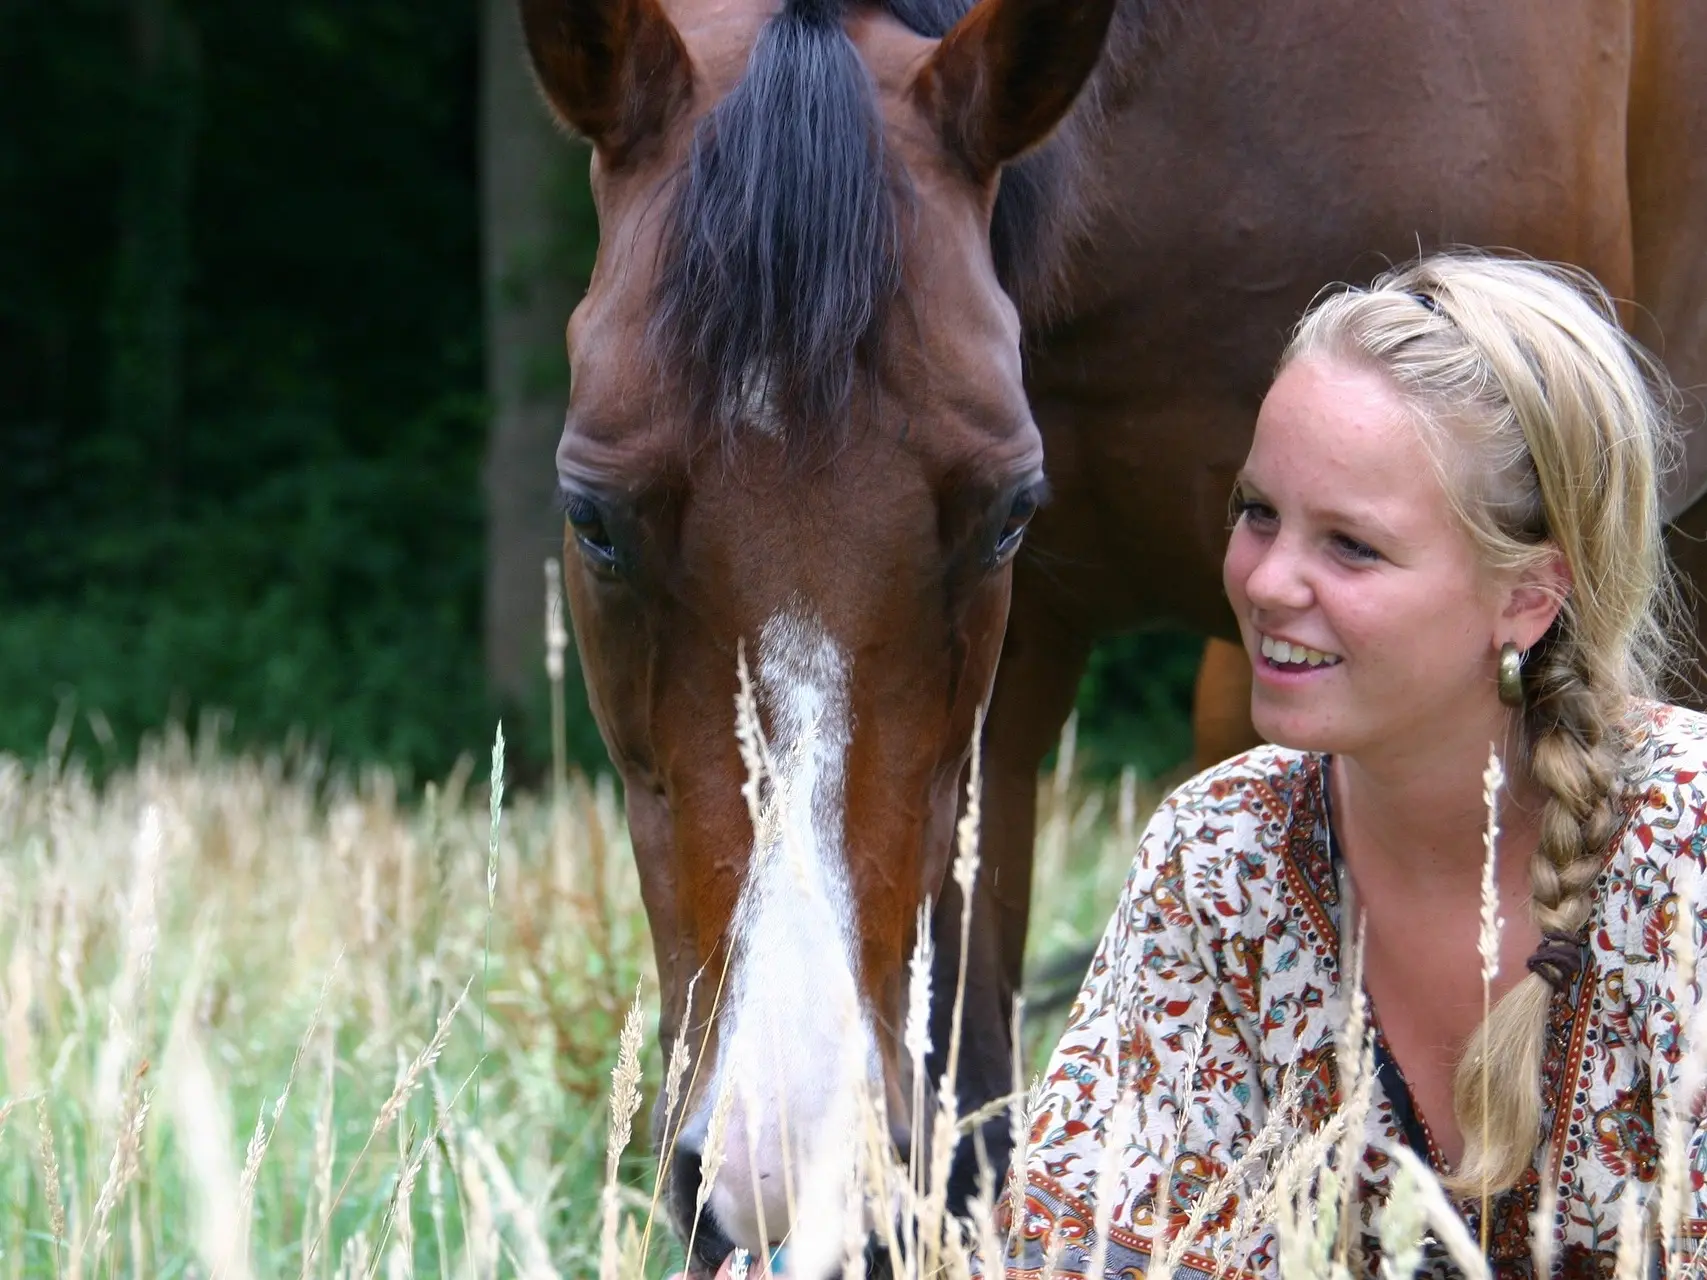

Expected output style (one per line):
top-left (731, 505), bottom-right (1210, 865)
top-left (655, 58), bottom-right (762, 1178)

top-left (480, 0), bottom-right (589, 712)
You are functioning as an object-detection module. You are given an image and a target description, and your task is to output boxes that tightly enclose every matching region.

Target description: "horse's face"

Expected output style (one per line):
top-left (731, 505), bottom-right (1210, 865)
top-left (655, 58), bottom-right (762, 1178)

top-left (522, 0), bottom-right (1112, 1265)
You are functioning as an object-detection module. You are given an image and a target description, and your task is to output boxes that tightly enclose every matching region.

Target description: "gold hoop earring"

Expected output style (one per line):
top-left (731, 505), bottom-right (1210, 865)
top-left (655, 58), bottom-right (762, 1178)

top-left (1498, 642), bottom-right (1525, 708)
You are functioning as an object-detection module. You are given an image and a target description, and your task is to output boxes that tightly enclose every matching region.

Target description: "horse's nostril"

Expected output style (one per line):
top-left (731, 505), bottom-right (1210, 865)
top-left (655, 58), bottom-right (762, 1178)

top-left (668, 1144), bottom-right (736, 1275)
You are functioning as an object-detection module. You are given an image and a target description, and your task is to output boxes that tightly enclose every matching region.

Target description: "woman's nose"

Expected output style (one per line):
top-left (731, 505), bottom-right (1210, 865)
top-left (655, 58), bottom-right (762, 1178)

top-left (1242, 538), bottom-right (1313, 612)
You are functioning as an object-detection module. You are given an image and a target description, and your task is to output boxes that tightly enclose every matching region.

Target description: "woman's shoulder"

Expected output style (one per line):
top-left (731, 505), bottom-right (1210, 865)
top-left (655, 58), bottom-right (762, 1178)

top-left (1162, 742), bottom-right (1320, 819)
top-left (1626, 699), bottom-right (1707, 780)
top-left (1138, 742), bottom-right (1322, 873)
top-left (1112, 745), bottom-right (1326, 1004)
top-left (1623, 702), bottom-right (1707, 839)
top-left (1601, 701), bottom-right (1707, 977)
top-left (1610, 699), bottom-right (1707, 886)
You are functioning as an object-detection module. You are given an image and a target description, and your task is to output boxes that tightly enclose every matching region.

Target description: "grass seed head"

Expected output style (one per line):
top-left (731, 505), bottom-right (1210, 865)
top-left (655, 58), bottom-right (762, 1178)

top-left (545, 559), bottom-right (568, 683)
top-left (1375, 1153), bottom-right (1427, 1280)
top-left (664, 971), bottom-right (701, 1140)
top-left (1613, 1185), bottom-right (1649, 1280)
top-left (1389, 1146), bottom-right (1491, 1280)
top-left (487, 722), bottom-right (505, 907)
top-left (905, 902), bottom-right (934, 1073)
top-left (1530, 1174), bottom-right (1560, 1278)
top-left (37, 1096), bottom-right (66, 1249)
top-left (374, 976), bottom-right (471, 1140)
top-left (605, 983), bottom-right (647, 1184)
top-left (698, 1069), bottom-right (736, 1220)
top-left (1477, 744), bottom-right (1506, 982)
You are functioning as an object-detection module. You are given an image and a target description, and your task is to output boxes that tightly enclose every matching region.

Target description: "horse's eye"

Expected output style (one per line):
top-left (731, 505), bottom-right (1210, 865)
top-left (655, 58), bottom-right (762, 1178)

top-left (993, 490), bottom-right (1039, 564)
top-left (565, 494), bottom-right (621, 579)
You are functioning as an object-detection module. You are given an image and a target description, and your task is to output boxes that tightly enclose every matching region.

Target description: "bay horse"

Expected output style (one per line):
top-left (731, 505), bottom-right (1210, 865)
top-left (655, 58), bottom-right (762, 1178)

top-left (519, 0), bottom-right (1707, 1270)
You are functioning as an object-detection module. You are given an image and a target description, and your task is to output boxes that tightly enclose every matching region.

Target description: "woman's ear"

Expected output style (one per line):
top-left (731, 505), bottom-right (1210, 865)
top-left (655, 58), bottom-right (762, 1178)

top-left (1500, 545), bottom-right (1573, 651)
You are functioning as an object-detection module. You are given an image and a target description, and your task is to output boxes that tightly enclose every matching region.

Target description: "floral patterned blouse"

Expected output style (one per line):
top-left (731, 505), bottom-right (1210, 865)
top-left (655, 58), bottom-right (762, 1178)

top-left (1002, 702), bottom-right (1707, 1279)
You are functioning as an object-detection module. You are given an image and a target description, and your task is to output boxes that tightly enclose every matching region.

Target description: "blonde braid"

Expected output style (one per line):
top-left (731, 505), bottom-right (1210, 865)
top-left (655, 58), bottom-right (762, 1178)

top-left (1448, 638), bottom-right (1623, 1193)
top-left (1523, 648), bottom-right (1622, 950)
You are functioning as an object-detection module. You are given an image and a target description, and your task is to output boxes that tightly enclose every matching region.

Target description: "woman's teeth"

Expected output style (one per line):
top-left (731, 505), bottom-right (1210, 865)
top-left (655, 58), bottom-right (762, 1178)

top-left (1260, 635), bottom-right (1341, 668)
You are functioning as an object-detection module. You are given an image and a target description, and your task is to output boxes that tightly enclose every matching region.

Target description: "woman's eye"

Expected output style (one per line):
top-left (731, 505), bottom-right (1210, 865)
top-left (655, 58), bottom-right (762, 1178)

top-left (993, 490), bottom-right (1039, 563)
top-left (1332, 533), bottom-right (1380, 563)
top-left (1233, 499), bottom-right (1278, 528)
top-left (565, 495), bottom-right (621, 577)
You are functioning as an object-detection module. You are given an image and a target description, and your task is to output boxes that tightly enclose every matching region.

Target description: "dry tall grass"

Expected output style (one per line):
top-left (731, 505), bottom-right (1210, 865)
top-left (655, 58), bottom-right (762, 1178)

top-left (0, 719), bottom-right (657, 1278)
top-left (0, 688), bottom-right (1138, 1280)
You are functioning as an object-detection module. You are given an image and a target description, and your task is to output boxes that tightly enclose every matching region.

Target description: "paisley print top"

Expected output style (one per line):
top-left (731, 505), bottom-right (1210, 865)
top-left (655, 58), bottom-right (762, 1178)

top-left (1000, 702), bottom-right (1707, 1279)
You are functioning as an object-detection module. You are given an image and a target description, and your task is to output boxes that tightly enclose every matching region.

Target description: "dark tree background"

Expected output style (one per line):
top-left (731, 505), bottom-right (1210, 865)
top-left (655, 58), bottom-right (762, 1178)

top-left (0, 0), bottom-right (1198, 784)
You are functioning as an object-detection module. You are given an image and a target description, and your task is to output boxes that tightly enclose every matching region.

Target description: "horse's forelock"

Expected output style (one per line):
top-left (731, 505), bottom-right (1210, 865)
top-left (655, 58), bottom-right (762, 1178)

top-left (648, 0), bottom-right (908, 454)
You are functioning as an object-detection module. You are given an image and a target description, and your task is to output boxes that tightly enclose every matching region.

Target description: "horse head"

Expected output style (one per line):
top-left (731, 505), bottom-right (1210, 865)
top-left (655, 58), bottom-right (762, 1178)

top-left (518, 0), bottom-right (1114, 1267)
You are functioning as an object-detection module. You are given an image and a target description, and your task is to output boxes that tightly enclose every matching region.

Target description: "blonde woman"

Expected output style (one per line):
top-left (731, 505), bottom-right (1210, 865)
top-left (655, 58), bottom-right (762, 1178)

top-left (1003, 252), bottom-right (1707, 1277)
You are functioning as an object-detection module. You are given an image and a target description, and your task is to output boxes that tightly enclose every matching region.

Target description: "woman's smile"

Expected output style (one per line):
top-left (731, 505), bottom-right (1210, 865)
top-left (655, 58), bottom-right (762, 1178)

top-left (1255, 632), bottom-right (1343, 671)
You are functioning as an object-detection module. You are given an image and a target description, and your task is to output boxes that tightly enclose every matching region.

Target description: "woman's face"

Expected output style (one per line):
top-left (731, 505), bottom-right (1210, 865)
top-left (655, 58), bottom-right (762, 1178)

top-left (1222, 355), bottom-right (1510, 758)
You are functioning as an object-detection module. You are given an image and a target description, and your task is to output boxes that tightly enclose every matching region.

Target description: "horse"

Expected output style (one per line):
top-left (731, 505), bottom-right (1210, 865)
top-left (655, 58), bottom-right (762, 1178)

top-left (518, 0), bottom-right (1707, 1270)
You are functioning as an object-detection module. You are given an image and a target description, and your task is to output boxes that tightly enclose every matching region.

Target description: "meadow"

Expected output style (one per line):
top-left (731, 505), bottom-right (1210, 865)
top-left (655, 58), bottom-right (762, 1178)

top-left (0, 693), bottom-right (1140, 1280)
top-left (2, 695), bottom-right (1700, 1280)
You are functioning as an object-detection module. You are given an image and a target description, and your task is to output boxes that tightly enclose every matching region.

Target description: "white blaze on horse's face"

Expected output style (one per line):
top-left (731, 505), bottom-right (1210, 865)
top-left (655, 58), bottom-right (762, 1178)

top-left (699, 608), bottom-right (877, 1251)
top-left (726, 360), bottom-right (784, 439)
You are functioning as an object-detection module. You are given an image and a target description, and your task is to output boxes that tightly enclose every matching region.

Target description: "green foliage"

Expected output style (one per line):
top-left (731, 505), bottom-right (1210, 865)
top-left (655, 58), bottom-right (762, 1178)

top-left (0, 0), bottom-right (1199, 783)
top-left (1074, 628), bottom-right (1203, 780)
top-left (0, 0), bottom-right (504, 779)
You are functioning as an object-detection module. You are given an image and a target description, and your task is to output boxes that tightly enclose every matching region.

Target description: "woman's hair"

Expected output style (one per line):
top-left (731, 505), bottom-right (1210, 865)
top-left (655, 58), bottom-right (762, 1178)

top-left (1281, 250), bottom-right (1684, 1193)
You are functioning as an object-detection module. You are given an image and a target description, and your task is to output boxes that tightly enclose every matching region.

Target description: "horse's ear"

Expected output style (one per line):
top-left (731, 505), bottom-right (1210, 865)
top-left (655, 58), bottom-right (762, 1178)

top-left (913, 0), bottom-right (1116, 180)
top-left (519, 0), bottom-right (693, 164)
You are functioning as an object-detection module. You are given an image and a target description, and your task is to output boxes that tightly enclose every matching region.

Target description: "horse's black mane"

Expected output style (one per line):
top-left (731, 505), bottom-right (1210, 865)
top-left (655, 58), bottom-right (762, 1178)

top-left (647, 0), bottom-right (1129, 451)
